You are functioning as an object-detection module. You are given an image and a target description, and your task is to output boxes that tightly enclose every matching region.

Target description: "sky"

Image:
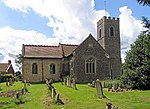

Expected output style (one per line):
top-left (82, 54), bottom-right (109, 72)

top-left (0, 0), bottom-right (149, 71)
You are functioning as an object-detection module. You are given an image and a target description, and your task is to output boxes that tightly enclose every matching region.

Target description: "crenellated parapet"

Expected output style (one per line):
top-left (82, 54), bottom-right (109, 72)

top-left (97, 16), bottom-right (119, 25)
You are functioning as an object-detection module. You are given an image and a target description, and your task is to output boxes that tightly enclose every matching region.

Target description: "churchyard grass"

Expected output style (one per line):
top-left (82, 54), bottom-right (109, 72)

top-left (0, 81), bottom-right (150, 109)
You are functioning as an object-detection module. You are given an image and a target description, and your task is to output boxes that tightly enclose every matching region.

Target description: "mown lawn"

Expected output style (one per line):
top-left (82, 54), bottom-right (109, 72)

top-left (0, 81), bottom-right (150, 109)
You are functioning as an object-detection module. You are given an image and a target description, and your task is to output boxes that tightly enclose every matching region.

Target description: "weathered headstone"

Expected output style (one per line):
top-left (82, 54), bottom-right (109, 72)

top-left (112, 106), bottom-right (119, 109)
top-left (56, 93), bottom-right (60, 102)
top-left (101, 81), bottom-right (105, 88)
top-left (68, 78), bottom-right (71, 87)
top-left (6, 78), bottom-right (9, 86)
top-left (114, 83), bottom-right (119, 91)
top-left (95, 79), bottom-right (104, 98)
top-left (67, 78), bottom-right (69, 86)
top-left (24, 80), bottom-right (28, 92)
top-left (9, 78), bottom-right (13, 86)
top-left (63, 78), bottom-right (67, 85)
top-left (72, 78), bottom-right (77, 89)
top-left (91, 81), bottom-right (95, 87)
top-left (52, 88), bottom-right (56, 99)
top-left (106, 102), bottom-right (112, 109)
top-left (108, 82), bottom-right (112, 91)
top-left (16, 91), bottom-right (20, 99)
top-left (21, 87), bottom-right (24, 95)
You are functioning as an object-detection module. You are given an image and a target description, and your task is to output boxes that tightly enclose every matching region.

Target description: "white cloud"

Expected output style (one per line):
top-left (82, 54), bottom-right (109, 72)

top-left (1, 0), bottom-right (145, 70)
top-left (0, 26), bottom-right (59, 71)
top-left (119, 6), bottom-right (145, 62)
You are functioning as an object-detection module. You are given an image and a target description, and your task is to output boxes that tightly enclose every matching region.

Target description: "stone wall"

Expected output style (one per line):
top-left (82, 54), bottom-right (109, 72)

top-left (73, 35), bottom-right (110, 83)
top-left (22, 58), bottom-right (61, 82)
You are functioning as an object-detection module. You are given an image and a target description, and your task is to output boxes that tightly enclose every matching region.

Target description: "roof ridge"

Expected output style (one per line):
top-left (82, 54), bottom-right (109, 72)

top-left (61, 43), bottom-right (78, 46)
top-left (24, 44), bottom-right (58, 47)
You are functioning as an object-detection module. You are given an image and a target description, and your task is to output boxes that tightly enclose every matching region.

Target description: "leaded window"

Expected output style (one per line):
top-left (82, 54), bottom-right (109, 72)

top-left (32, 63), bottom-right (38, 74)
top-left (85, 58), bottom-right (96, 74)
top-left (50, 63), bottom-right (55, 74)
top-left (110, 27), bottom-right (114, 36)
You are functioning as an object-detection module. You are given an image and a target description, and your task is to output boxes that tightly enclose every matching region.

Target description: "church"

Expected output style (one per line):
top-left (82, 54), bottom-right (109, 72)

top-left (22, 16), bottom-right (121, 83)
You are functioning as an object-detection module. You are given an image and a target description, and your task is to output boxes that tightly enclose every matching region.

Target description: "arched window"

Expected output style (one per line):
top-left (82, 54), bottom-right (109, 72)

top-left (32, 63), bottom-right (38, 74)
top-left (110, 27), bottom-right (114, 36)
top-left (50, 63), bottom-right (55, 74)
top-left (85, 58), bottom-right (96, 74)
top-left (99, 29), bottom-right (101, 38)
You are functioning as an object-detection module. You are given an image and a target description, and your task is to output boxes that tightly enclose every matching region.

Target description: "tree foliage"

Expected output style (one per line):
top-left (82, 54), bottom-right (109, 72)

top-left (121, 33), bottom-right (150, 89)
top-left (15, 54), bottom-right (23, 70)
top-left (142, 16), bottom-right (150, 34)
top-left (137, 0), bottom-right (150, 6)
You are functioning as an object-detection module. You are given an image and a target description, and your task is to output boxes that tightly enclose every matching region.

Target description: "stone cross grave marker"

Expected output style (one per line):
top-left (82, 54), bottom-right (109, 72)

top-left (95, 79), bottom-right (104, 98)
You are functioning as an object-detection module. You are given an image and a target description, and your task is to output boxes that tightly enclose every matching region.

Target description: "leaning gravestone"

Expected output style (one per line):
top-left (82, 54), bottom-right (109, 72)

top-left (52, 88), bottom-right (56, 99)
top-left (95, 79), bottom-right (104, 98)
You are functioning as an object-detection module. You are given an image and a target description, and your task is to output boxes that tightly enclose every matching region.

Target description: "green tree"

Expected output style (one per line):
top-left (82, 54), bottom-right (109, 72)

top-left (142, 16), bottom-right (150, 34)
top-left (136, 0), bottom-right (150, 6)
top-left (15, 54), bottom-right (23, 70)
top-left (121, 33), bottom-right (150, 90)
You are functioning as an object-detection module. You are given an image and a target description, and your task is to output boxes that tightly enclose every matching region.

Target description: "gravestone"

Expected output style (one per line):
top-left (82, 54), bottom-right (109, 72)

top-left (106, 102), bottom-right (112, 109)
top-left (114, 83), bottom-right (119, 90)
top-left (68, 78), bottom-right (71, 87)
top-left (6, 78), bottom-right (9, 86)
top-left (67, 78), bottom-right (69, 86)
top-left (52, 88), bottom-right (56, 99)
top-left (101, 81), bottom-right (105, 88)
top-left (21, 87), bottom-right (24, 95)
top-left (72, 78), bottom-right (77, 89)
top-left (95, 79), bottom-right (104, 98)
top-left (108, 82), bottom-right (112, 91)
top-left (24, 80), bottom-right (28, 92)
top-left (9, 78), bottom-right (13, 86)
top-left (63, 78), bottom-right (67, 85)
top-left (16, 91), bottom-right (20, 99)
top-left (91, 81), bottom-right (95, 87)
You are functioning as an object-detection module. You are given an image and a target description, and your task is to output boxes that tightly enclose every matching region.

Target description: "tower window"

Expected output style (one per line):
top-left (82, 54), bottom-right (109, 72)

top-left (85, 58), bottom-right (96, 74)
top-left (32, 63), bottom-right (38, 74)
top-left (110, 27), bottom-right (114, 36)
top-left (99, 29), bottom-right (101, 38)
top-left (50, 63), bottom-right (55, 74)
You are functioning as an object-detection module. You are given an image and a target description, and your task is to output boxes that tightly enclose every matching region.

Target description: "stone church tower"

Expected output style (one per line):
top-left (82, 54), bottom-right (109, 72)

top-left (97, 16), bottom-right (121, 79)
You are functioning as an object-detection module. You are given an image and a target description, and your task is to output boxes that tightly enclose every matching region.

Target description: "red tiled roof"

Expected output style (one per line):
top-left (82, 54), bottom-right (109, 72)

top-left (24, 45), bottom-right (62, 58)
top-left (0, 63), bottom-right (8, 72)
top-left (23, 44), bottom-right (78, 58)
top-left (61, 44), bottom-right (78, 56)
